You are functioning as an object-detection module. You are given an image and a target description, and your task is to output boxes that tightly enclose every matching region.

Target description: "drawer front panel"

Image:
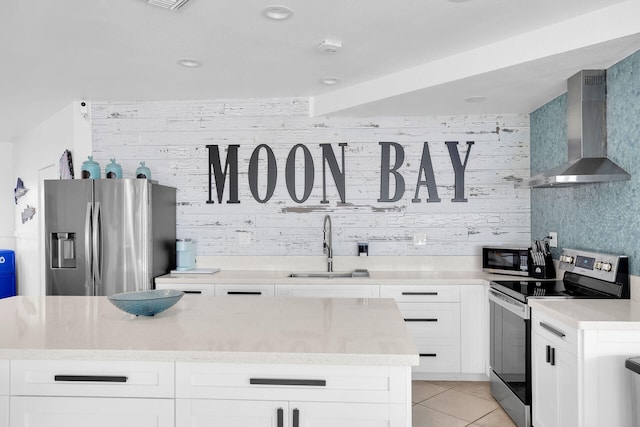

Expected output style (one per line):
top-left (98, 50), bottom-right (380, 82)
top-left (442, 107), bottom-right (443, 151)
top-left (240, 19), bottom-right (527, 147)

top-left (380, 285), bottom-right (460, 303)
top-left (532, 310), bottom-right (578, 353)
top-left (154, 282), bottom-right (214, 295)
top-left (176, 363), bottom-right (399, 403)
top-left (11, 360), bottom-right (174, 398)
top-left (275, 285), bottom-right (379, 298)
top-left (398, 303), bottom-right (460, 340)
top-left (215, 284), bottom-right (275, 297)
top-left (412, 342), bottom-right (461, 373)
top-left (10, 396), bottom-right (174, 427)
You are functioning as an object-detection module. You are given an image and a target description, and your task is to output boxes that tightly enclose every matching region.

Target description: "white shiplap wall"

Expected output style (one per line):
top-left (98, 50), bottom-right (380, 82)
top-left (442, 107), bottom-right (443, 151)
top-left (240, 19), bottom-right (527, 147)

top-left (91, 98), bottom-right (530, 257)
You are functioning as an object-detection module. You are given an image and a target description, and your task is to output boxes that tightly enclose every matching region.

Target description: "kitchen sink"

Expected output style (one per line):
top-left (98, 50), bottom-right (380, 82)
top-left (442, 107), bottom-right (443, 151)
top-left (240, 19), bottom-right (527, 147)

top-left (288, 269), bottom-right (369, 279)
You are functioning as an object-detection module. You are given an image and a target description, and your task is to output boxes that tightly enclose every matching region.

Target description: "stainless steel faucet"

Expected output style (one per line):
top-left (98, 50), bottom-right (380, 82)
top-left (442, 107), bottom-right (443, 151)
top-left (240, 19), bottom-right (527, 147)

top-left (323, 214), bottom-right (333, 272)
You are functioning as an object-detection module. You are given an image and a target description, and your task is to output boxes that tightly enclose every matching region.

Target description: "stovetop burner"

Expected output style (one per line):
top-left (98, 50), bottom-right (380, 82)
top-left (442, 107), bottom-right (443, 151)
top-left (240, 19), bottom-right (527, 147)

top-left (490, 279), bottom-right (615, 303)
top-left (490, 248), bottom-right (629, 303)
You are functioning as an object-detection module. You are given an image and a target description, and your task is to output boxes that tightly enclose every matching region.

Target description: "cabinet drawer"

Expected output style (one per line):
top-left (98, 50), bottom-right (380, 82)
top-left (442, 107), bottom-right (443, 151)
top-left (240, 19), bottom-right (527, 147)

top-left (380, 285), bottom-right (460, 302)
top-left (215, 284), bottom-right (275, 297)
top-left (532, 310), bottom-right (578, 354)
top-left (398, 303), bottom-right (460, 340)
top-left (275, 284), bottom-right (379, 298)
top-left (154, 282), bottom-right (214, 295)
top-left (176, 363), bottom-right (407, 404)
top-left (10, 396), bottom-right (174, 427)
top-left (11, 360), bottom-right (174, 398)
top-left (412, 342), bottom-right (461, 373)
top-left (0, 360), bottom-right (8, 395)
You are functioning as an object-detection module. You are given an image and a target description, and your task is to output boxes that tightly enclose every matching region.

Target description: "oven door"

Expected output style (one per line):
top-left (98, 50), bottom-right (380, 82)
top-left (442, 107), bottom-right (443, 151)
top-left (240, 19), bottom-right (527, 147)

top-left (489, 288), bottom-right (531, 427)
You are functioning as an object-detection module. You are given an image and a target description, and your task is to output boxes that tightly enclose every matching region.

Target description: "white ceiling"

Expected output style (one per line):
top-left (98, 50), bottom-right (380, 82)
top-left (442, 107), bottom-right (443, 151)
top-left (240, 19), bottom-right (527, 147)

top-left (2, 0), bottom-right (640, 141)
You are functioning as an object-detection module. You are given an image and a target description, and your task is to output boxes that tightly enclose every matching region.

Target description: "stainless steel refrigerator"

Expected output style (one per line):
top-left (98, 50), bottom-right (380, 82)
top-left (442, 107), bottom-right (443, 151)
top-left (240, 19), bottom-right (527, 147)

top-left (45, 179), bottom-right (176, 296)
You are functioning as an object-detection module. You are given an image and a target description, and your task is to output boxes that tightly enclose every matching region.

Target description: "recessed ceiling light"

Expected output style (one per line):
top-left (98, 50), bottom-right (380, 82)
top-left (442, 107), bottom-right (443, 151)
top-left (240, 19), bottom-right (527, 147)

top-left (262, 5), bottom-right (293, 20)
top-left (320, 77), bottom-right (340, 86)
top-left (177, 58), bottom-right (201, 68)
top-left (465, 96), bottom-right (486, 103)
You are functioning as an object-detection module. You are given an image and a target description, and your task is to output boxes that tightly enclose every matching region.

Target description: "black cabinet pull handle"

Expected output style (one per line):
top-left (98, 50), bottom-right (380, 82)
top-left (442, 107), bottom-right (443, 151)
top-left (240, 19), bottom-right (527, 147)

top-left (54, 375), bottom-right (128, 383)
top-left (404, 318), bottom-right (438, 322)
top-left (419, 353), bottom-right (437, 357)
top-left (250, 378), bottom-right (326, 387)
top-left (293, 408), bottom-right (300, 427)
top-left (402, 292), bottom-right (438, 296)
top-left (540, 322), bottom-right (566, 338)
top-left (227, 291), bottom-right (262, 295)
top-left (183, 290), bottom-right (202, 294)
top-left (277, 408), bottom-right (283, 427)
top-left (546, 345), bottom-right (551, 363)
top-left (550, 347), bottom-right (556, 366)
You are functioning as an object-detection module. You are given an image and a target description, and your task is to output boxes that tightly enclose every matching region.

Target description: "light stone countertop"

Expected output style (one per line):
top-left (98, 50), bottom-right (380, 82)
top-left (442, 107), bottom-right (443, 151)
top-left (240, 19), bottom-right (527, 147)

top-left (155, 270), bottom-right (515, 285)
top-left (0, 295), bottom-right (419, 366)
top-left (529, 299), bottom-right (640, 330)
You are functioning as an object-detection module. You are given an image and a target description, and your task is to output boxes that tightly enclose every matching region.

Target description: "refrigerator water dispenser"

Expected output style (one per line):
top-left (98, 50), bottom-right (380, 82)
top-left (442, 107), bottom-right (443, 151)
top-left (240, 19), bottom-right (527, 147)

top-left (51, 232), bottom-right (76, 269)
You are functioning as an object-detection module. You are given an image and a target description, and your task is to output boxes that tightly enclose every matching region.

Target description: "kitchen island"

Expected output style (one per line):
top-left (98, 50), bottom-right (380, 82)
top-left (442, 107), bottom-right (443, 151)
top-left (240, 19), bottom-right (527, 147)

top-left (0, 295), bottom-right (418, 427)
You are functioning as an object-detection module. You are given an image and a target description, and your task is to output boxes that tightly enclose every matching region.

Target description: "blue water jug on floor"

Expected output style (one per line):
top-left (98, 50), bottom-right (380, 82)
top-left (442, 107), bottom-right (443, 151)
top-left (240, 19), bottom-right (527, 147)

top-left (0, 249), bottom-right (16, 298)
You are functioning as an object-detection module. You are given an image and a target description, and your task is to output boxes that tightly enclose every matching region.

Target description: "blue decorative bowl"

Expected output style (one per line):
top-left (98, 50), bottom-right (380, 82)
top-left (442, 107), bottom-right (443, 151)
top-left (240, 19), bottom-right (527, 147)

top-left (108, 289), bottom-right (184, 316)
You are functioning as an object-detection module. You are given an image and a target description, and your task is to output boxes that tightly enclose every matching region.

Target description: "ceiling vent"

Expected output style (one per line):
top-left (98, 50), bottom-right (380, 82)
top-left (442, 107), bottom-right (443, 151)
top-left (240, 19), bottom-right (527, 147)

top-left (147, 0), bottom-right (191, 10)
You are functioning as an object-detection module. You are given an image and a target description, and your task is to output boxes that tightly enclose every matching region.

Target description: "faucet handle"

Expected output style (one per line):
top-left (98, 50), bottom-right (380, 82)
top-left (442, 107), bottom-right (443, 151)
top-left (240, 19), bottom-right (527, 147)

top-left (323, 242), bottom-right (328, 254)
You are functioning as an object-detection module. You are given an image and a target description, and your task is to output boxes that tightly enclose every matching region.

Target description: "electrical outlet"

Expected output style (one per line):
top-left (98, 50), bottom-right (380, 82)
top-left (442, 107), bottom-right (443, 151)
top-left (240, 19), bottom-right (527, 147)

top-left (548, 232), bottom-right (558, 248)
top-left (238, 233), bottom-right (251, 245)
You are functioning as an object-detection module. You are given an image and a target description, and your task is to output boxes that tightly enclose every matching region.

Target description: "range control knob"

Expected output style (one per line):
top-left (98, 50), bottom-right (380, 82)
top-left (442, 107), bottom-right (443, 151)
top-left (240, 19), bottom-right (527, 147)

top-left (595, 261), bottom-right (603, 270)
top-left (560, 255), bottom-right (574, 264)
top-left (601, 263), bottom-right (613, 272)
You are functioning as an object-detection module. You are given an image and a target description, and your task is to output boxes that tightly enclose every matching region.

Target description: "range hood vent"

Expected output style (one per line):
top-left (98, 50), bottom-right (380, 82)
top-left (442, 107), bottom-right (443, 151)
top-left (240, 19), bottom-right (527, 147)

top-left (525, 70), bottom-right (630, 188)
top-left (147, 0), bottom-right (191, 10)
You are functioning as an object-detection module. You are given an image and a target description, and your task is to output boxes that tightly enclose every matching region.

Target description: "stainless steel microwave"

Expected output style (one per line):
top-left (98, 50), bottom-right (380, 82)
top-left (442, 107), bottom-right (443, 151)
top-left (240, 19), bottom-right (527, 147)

top-left (482, 246), bottom-right (530, 276)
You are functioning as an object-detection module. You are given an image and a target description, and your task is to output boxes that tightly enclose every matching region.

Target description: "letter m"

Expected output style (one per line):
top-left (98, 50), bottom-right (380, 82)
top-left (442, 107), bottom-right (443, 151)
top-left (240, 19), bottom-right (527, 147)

top-left (207, 145), bottom-right (240, 204)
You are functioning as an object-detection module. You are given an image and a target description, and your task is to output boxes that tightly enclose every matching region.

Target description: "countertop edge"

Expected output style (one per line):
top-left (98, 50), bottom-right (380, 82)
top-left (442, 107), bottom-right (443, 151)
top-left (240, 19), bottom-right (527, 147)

top-left (0, 349), bottom-right (419, 366)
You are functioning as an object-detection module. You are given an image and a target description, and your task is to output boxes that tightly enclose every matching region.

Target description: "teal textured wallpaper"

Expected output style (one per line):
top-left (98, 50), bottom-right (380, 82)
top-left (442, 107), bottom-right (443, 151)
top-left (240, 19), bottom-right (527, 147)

top-left (531, 50), bottom-right (640, 275)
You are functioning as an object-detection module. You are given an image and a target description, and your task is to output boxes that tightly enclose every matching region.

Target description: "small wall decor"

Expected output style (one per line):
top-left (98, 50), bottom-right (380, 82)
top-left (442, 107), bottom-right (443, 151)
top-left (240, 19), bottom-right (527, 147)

top-left (59, 149), bottom-right (74, 179)
top-left (21, 205), bottom-right (36, 224)
top-left (14, 177), bottom-right (28, 204)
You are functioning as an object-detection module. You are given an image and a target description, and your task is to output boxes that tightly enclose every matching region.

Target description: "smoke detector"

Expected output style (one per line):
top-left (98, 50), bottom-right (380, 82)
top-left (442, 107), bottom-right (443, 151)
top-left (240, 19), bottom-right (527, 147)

top-left (147, 0), bottom-right (191, 10)
top-left (317, 40), bottom-right (343, 53)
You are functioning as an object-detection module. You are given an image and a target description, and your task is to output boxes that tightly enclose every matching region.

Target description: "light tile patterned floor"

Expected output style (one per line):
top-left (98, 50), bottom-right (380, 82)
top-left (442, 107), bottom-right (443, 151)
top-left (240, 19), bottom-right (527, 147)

top-left (412, 381), bottom-right (517, 427)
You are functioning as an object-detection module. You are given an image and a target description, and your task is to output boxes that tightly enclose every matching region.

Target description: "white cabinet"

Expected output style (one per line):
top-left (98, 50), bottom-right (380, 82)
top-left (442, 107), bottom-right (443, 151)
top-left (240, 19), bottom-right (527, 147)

top-left (10, 360), bottom-right (175, 427)
top-left (154, 280), bottom-right (214, 295)
top-left (177, 399), bottom-right (396, 427)
top-left (215, 283), bottom-right (275, 296)
top-left (176, 399), bottom-right (285, 426)
top-left (10, 396), bottom-right (174, 427)
top-left (1, 360), bottom-right (8, 427)
top-left (531, 311), bottom-right (579, 427)
top-left (460, 285), bottom-right (487, 375)
top-left (175, 362), bottom-right (410, 426)
top-left (155, 281), bottom-right (274, 296)
top-left (381, 285), bottom-right (462, 375)
top-left (275, 284), bottom-right (379, 298)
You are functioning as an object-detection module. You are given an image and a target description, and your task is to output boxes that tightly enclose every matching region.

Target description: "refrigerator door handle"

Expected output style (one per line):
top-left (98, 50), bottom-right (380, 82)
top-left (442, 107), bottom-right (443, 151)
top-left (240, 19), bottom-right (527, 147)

top-left (84, 202), bottom-right (93, 294)
top-left (92, 202), bottom-right (102, 295)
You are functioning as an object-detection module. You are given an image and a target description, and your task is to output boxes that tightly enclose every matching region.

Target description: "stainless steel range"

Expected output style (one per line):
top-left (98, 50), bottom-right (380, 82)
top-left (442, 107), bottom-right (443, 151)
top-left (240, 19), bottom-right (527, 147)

top-left (488, 248), bottom-right (630, 427)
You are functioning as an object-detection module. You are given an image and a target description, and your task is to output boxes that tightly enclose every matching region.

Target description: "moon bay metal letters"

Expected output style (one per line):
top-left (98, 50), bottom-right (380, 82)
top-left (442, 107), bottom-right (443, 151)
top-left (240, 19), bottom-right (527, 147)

top-left (206, 141), bottom-right (474, 204)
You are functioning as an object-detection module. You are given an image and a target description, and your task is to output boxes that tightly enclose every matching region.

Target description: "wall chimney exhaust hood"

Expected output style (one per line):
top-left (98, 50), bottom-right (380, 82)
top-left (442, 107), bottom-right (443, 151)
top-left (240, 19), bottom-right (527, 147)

top-left (525, 70), bottom-right (630, 188)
